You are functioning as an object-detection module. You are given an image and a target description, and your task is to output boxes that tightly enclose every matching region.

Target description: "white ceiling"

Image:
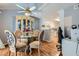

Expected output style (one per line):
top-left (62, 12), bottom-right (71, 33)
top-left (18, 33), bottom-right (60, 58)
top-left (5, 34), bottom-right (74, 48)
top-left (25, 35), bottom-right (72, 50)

top-left (39, 3), bottom-right (75, 20)
top-left (0, 3), bottom-right (75, 20)
top-left (0, 3), bottom-right (75, 10)
top-left (0, 3), bottom-right (43, 10)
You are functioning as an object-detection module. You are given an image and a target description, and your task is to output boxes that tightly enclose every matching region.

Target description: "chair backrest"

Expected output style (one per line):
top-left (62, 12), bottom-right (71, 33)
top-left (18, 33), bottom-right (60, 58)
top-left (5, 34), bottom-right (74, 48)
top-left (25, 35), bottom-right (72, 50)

top-left (43, 30), bottom-right (51, 41)
top-left (4, 30), bottom-right (15, 46)
top-left (38, 30), bottom-right (44, 41)
top-left (14, 30), bottom-right (22, 39)
top-left (33, 30), bottom-right (39, 36)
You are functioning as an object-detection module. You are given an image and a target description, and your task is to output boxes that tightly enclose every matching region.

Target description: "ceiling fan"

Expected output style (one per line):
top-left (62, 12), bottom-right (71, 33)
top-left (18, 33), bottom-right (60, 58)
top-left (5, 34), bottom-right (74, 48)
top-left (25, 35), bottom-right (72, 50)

top-left (16, 4), bottom-right (47, 17)
top-left (16, 4), bottom-right (37, 16)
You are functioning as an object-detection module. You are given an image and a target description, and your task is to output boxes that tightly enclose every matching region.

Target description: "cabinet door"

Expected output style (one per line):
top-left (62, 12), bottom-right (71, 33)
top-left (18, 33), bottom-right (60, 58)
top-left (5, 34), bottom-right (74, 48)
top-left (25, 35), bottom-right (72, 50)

top-left (16, 16), bottom-right (22, 31)
top-left (16, 16), bottom-right (27, 31)
top-left (23, 19), bottom-right (26, 32)
top-left (17, 19), bottom-right (21, 30)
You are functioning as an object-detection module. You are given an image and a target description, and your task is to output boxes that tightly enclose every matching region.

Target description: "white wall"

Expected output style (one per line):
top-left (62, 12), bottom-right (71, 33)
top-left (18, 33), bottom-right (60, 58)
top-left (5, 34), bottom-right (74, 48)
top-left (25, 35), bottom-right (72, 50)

top-left (39, 19), bottom-right (55, 30)
top-left (64, 6), bottom-right (79, 26)
top-left (39, 14), bottom-right (60, 42)
top-left (64, 16), bottom-right (72, 38)
top-left (58, 9), bottom-right (64, 36)
top-left (64, 6), bottom-right (79, 38)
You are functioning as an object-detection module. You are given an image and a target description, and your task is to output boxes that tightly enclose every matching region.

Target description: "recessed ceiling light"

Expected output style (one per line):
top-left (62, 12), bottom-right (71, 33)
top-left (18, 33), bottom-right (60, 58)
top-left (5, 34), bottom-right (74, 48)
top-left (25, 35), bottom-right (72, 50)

top-left (25, 13), bottom-right (31, 16)
top-left (56, 19), bottom-right (60, 21)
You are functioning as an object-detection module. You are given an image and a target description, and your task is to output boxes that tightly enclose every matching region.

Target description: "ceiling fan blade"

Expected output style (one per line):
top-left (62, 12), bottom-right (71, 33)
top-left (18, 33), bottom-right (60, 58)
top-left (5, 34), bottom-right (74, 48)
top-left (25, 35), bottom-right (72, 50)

top-left (16, 4), bottom-right (25, 10)
top-left (31, 11), bottom-right (41, 17)
top-left (38, 4), bottom-right (47, 10)
top-left (17, 11), bottom-right (25, 13)
top-left (29, 6), bottom-right (36, 11)
top-left (31, 12), bottom-right (37, 15)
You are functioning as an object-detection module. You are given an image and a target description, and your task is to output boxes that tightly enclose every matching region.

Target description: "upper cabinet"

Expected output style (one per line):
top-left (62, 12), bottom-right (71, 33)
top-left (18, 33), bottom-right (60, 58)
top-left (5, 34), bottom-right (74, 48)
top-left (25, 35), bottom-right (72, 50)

top-left (16, 16), bottom-right (33, 32)
top-left (16, 16), bottom-right (39, 32)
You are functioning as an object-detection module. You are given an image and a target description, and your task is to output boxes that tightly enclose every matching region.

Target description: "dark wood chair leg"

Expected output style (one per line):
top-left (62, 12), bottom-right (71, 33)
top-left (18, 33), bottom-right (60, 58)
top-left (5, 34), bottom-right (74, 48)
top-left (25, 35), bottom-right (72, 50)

top-left (9, 51), bottom-right (11, 56)
top-left (15, 51), bottom-right (17, 56)
top-left (59, 51), bottom-right (63, 56)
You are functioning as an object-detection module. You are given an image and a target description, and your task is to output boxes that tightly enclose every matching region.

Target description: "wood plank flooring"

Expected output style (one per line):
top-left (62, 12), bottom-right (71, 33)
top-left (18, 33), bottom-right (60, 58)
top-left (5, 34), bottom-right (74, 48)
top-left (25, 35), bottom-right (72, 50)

top-left (0, 36), bottom-right (60, 56)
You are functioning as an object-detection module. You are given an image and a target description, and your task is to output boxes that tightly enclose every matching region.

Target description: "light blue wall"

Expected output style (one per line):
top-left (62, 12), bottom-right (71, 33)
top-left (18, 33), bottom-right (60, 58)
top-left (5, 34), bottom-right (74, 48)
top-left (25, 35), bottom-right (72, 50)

top-left (0, 10), bottom-right (40, 44)
top-left (0, 10), bottom-right (16, 43)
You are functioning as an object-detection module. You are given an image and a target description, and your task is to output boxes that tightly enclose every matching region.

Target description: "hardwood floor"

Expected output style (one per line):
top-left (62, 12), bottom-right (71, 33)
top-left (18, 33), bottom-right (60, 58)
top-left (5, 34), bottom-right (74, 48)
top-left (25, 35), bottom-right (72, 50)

top-left (40, 36), bottom-right (60, 56)
top-left (40, 42), bottom-right (58, 56)
top-left (0, 36), bottom-right (60, 56)
top-left (0, 47), bottom-right (9, 56)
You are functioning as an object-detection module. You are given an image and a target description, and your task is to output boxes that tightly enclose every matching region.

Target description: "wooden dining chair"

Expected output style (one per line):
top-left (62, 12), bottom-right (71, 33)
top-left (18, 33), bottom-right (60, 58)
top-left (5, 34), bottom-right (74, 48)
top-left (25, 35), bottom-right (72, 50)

top-left (14, 30), bottom-right (22, 39)
top-left (29, 30), bottom-right (44, 55)
top-left (4, 30), bottom-right (28, 56)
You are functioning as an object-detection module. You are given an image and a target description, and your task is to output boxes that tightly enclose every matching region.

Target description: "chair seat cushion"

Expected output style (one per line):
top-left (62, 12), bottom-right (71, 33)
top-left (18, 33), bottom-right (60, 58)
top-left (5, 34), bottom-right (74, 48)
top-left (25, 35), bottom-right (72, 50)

top-left (16, 40), bottom-right (27, 48)
top-left (20, 39), bottom-right (28, 43)
top-left (30, 41), bottom-right (39, 48)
